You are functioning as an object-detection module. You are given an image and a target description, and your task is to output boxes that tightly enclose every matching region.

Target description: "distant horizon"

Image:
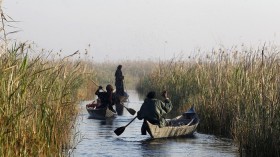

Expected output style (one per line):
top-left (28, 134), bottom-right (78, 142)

top-left (3, 0), bottom-right (280, 61)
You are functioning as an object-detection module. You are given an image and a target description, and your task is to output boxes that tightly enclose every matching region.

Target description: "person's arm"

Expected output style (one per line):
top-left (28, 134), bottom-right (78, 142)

top-left (160, 91), bottom-right (173, 114)
top-left (95, 86), bottom-right (103, 95)
top-left (162, 98), bottom-right (172, 113)
top-left (120, 71), bottom-right (124, 80)
top-left (137, 99), bottom-right (147, 120)
top-left (95, 89), bottom-right (99, 95)
top-left (115, 70), bottom-right (124, 80)
top-left (137, 111), bottom-right (143, 120)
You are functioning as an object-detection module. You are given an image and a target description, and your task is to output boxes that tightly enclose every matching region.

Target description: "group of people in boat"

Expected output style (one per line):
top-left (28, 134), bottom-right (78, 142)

top-left (88, 64), bottom-right (174, 135)
top-left (87, 65), bottom-right (125, 113)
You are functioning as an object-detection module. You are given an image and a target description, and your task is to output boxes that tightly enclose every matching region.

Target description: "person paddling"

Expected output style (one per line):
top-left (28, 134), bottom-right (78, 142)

top-left (137, 90), bottom-right (172, 135)
top-left (95, 84), bottom-right (117, 113)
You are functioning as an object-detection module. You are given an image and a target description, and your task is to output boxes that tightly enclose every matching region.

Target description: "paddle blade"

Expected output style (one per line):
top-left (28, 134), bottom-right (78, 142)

top-left (114, 126), bottom-right (126, 136)
top-left (127, 108), bottom-right (136, 115)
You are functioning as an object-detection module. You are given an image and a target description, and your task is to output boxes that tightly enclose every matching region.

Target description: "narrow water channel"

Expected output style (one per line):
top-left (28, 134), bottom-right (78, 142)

top-left (70, 90), bottom-right (239, 157)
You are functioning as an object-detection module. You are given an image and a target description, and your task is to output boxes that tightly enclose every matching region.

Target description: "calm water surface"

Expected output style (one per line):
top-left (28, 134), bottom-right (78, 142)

top-left (70, 90), bottom-right (239, 157)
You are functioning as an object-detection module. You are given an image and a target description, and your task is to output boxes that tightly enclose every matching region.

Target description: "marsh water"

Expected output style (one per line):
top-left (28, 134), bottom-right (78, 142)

top-left (70, 90), bottom-right (239, 157)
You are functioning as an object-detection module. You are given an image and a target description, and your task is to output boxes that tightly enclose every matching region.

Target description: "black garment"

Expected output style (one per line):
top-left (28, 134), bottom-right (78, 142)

top-left (137, 98), bottom-right (172, 127)
top-left (137, 97), bottom-right (172, 135)
top-left (115, 68), bottom-right (124, 96)
top-left (95, 89), bottom-right (116, 112)
top-left (141, 120), bottom-right (148, 135)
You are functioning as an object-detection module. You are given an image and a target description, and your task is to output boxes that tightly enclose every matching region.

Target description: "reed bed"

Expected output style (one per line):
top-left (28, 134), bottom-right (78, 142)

top-left (92, 60), bottom-right (155, 89)
top-left (136, 46), bottom-right (280, 156)
top-left (0, 43), bottom-right (96, 156)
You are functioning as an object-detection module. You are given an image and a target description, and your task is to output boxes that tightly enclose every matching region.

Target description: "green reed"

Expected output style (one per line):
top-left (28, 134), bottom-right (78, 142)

top-left (0, 43), bottom-right (96, 156)
top-left (136, 46), bottom-right (280, 156)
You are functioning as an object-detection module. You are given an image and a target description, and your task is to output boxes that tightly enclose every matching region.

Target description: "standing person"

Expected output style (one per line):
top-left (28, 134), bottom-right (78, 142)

top-left (137, 90), bottom-right (172, 135)
top-left (95, 84), bottom-right (117, 113)
top-left (115, 65), bottom-right (124, 96)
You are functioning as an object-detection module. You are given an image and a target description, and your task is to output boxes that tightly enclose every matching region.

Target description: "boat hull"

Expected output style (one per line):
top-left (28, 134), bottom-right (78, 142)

top-left (146, 106), bottom-right (199, 139)
top-left (146, 118), bottom-right (199, 138)
top-left (115, 93), bottom-right (129, 115)
top-left (86, 107), bottom-right (117, 120)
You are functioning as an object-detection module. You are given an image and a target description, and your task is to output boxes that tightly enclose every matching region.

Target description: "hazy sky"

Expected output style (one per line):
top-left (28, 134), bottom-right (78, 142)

top-left (3, 0), bottom-right (280, 61)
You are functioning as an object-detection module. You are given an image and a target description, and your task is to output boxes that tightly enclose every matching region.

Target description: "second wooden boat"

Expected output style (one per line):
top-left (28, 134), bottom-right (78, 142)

top-left (86, 106), bottom-right (117, 120)
top-left (146, 106), bottom-right (199, 139)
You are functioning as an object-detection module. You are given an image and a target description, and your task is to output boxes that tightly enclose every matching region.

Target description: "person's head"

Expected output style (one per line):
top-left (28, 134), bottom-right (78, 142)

top-left (117, 65), bottom-right (122, 70)
top-left (146, 91), bottom-right (156, 99)
top-left (106, 84), bottom-right (114, 92)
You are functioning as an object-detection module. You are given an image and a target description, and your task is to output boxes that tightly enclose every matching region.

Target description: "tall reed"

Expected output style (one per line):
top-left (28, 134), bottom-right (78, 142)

top-left (0, 43), bottom-right (96, 156)
top-left (92, 60), bottom-right (155, 89)
top-left (136, 46), bottom-right (280, 156)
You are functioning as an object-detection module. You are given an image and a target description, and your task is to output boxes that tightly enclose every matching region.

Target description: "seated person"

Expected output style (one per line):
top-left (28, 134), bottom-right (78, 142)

top-left (137, 90), bottom-right (172, 135)
top-left (86, 98), bottom-right (101, 109)
top-left (95, 84), bottom-right (117, 113)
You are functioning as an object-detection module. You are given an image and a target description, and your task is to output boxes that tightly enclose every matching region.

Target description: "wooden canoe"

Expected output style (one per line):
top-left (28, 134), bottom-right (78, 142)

top-left (115, 92), bottom-right (129, 115)
top-left (146, 106), bottom-right (199, 139)
top-left (117, 92), bottom-right (129, 102)
top-left (86, 106), bottom-right (117, 120)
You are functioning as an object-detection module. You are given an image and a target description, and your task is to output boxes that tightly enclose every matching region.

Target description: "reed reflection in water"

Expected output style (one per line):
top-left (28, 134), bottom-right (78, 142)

top-left (71, 90), bottom-right (238, 157)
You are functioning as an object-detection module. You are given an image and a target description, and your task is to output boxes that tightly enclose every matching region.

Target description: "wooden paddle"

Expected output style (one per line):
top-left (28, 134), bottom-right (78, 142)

top-left (90, 79), bottom-right (100, 87)
top-left (114, 116), bottom-right (137, 136)
top-left (120, 103), bottom-right (136, 115)
top-left (90, 79), bottom-right (136, 115)
top-left (187, 118), bottom-right (195, 126)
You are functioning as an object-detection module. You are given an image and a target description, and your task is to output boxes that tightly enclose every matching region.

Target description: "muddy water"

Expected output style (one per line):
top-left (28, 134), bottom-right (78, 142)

top-left (70, 90), bottom-right (239, 157)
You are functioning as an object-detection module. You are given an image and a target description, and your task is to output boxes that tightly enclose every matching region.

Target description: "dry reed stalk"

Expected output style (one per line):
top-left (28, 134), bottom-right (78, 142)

top-left (136, 46), bottom-right (280, 156)
top-left (0, 43), bottom-right (96, 156)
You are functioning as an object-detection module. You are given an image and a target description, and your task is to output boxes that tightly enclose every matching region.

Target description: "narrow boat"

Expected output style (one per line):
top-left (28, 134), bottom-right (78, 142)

top-left (86, 106), bottom-right (117, 120)
top-left (146, 106), bottom-right (199, 139)
top-left (115, 92), bottom-right (129, 115)
top-left (118, 92), bottom-right (129, 102)
top-left (86, 92), bottom-right (129, 118)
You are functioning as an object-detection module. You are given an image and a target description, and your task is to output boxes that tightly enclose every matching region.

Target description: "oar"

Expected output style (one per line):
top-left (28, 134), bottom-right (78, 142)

top-left (90, 79), bottom-right (136, 115)
top-left (114, 116), bottom-right (137, 136)
top-left (121, 103), bottom-right (136, 115)
top-left (187, 118), bottom-right (194, 126)
top-left (90, 79), bottom-right (100, 87)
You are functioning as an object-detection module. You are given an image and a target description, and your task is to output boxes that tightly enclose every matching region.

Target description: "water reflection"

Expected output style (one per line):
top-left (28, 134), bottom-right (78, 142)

top-left (138, 133), bottom-right (238, 157)
top-left (115, 103), bottom-right (124, 115)
top-left (99, 119), bottom-right (115, 126)
top-left (71, 90), bottom-right (239, 157)
top-left (140, 139), bottom-right (170, 157)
